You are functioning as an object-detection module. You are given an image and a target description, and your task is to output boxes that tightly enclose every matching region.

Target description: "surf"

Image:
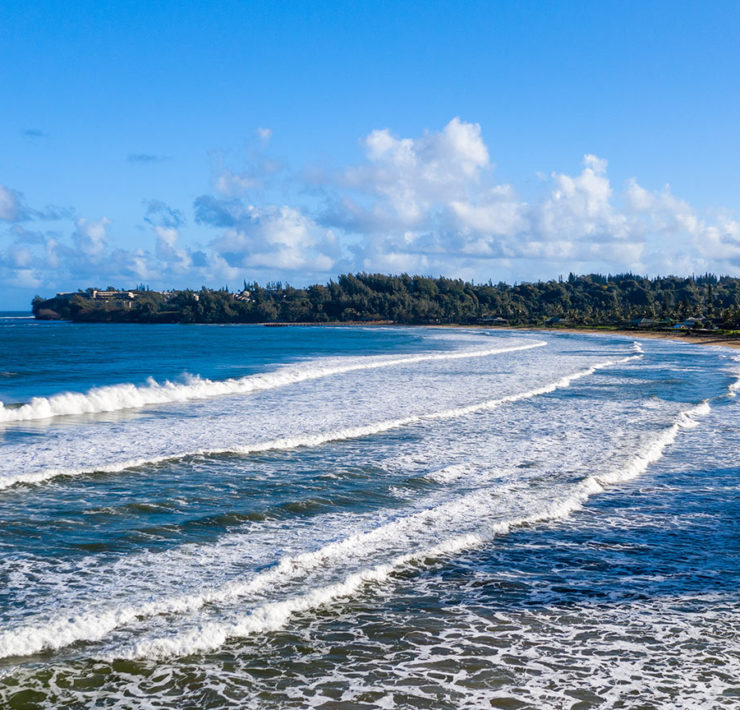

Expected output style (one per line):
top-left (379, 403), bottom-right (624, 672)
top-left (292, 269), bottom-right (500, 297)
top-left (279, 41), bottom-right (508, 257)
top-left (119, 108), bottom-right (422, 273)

top-left (0, 352), bottom-right (637, 491)
top-left (0, 391), bottom-right (710, 661)
top-left (0, 340), bottom-right (546, 424)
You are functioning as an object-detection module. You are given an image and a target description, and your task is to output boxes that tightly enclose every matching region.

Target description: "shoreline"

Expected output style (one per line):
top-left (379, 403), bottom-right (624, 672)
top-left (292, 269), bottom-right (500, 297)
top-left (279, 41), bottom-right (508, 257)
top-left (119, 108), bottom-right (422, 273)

top-left (263, 320), bottom-right (740, 350)
top-left (272, 320), bottom-right (740, 350)
top-left (430, 324), bottom-right (740, 350)
top-left (525, 327), bottom-right (740, 350)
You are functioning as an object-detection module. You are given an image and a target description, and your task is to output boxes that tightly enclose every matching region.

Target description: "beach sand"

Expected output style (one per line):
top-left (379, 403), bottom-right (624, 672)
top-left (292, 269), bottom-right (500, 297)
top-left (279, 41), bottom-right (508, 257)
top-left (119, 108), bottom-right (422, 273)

top-left (267, 321), bottom-right (740, 350)
top-left (421, 323), bottom-right (740, 350)
top-left (520, 327), bottom-right (740, 350)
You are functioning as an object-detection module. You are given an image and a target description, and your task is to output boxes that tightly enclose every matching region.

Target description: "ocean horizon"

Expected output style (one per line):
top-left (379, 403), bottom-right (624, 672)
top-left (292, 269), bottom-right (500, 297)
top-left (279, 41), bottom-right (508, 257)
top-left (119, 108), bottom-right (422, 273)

top-left (1, 317), bottom-right (739, 708)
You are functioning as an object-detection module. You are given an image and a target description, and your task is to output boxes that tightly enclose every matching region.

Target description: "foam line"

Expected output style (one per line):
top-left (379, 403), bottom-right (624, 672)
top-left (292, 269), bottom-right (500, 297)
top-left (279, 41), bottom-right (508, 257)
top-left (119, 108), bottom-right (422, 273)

top-left (122, 534), bottom-right (488, 660)
top-left (0, 354), bottom-right (639, 491)
top-left (0, 360), bottom-right (661, 659)
top-left (118, 397), bottom-right (712, 661)
top-left (0, 341), bottom-right (546, 424)
top-left (728, 361), bottom-right (740, 397)
top-left (588, 400), bottom-right (711, 487)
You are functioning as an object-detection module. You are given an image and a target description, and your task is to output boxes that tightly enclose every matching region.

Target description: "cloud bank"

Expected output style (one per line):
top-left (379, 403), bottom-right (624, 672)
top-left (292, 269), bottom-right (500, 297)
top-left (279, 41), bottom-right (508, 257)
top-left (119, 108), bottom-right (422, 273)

top-left (2, 118), bottom-right (740, 305)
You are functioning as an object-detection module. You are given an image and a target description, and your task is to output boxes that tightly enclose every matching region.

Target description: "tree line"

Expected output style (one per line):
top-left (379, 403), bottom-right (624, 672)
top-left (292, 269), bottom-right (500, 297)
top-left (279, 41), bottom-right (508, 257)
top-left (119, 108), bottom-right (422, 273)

top-left (31, 272), bottom-right (740, 330)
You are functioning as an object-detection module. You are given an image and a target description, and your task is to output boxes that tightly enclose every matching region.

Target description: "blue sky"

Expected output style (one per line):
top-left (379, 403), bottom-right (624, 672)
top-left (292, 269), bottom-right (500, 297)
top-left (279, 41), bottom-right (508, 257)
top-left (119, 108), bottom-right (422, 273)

top-left (1, 0), bottom-right (739, 308)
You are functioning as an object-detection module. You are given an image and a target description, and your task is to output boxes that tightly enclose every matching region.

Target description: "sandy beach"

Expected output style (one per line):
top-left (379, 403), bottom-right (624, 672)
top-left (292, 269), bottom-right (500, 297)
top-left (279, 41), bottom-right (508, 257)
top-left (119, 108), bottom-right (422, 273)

top-left (521, 327), bottom-right (740, 350)
top-left (418, 323), bottom-right (740, 350)
top-left (267, 321), bottom-right (740, 350)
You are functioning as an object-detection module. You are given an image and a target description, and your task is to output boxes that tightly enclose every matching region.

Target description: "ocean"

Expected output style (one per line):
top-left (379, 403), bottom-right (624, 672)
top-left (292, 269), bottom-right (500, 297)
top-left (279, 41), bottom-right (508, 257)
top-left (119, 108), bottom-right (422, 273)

top-left (0, 314), bottom-right (738, 709)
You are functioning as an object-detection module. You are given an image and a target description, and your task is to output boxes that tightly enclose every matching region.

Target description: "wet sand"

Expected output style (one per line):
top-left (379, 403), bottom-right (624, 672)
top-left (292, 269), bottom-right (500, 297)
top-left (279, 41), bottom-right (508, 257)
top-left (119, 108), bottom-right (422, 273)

top-left (264, 321), bottom-right (740, 350)
top-left (520, 327), bottom-right (740, 350)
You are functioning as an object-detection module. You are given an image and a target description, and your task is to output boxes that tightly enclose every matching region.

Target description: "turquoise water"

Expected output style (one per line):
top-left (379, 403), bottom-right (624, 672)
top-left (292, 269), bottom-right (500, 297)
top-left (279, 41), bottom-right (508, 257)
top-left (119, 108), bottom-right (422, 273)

top-left (0, 315), bottom-right (738, 708)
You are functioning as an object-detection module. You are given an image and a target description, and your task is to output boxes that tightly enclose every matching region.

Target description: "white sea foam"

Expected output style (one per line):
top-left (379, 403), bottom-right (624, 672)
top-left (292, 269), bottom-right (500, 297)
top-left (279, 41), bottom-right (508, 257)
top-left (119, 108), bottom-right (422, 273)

top-left (728, 360), bottom-right (740, 397)
top-left (122, 534), bottom-right (487, 660)
top-left (0, 353), bottom-right (637, 491)
top-left (116, 397), bottom-right (708, 661)
top-left (424, 463), bottom-right (472, 484)
top-left (589, 400), bottom-right (710, 487)
top-left (0, 341), bottom-right (546, 424)
top-left (5, 355), bottom-right (695, 662)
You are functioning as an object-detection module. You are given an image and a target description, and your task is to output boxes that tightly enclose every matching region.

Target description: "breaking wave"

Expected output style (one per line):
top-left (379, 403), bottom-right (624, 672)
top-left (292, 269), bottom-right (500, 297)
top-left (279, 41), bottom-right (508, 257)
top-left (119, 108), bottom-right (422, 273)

top-left (0, 385), bottom-right (711, 662)
top-left (0, 353), bottom-right (637, 491)
top-left (0, 341), bottom-right (546, 424)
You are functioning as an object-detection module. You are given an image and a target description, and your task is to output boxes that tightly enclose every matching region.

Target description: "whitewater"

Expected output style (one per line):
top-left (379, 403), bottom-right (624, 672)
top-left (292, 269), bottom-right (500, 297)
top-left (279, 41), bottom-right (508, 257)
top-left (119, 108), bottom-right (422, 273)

top-left (1, 317), bottom-right (738, 709)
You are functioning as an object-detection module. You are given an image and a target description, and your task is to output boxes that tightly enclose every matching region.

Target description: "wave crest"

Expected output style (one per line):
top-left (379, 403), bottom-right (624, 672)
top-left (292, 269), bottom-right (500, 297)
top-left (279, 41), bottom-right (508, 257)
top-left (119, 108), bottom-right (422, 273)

top-left (0, 341), bottom-right (546, 424)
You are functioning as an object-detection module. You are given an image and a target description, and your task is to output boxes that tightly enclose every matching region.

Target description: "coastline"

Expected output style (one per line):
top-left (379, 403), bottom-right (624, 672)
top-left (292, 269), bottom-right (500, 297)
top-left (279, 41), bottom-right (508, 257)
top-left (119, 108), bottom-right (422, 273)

top-left (514, 326), bottom-right (740, 350)
top-left (262, 320), bottom-right (740, 350)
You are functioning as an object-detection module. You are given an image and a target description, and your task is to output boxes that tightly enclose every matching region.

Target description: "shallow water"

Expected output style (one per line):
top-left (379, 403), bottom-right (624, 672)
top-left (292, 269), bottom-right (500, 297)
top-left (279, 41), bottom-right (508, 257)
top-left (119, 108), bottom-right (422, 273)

top-left (0, 316), bottom-right (738, 708)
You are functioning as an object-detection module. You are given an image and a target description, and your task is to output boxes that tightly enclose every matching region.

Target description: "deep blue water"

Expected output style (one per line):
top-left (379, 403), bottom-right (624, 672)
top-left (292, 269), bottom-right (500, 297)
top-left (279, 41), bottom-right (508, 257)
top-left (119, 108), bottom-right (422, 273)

top-left (0, 316), bottom-right (738, 708)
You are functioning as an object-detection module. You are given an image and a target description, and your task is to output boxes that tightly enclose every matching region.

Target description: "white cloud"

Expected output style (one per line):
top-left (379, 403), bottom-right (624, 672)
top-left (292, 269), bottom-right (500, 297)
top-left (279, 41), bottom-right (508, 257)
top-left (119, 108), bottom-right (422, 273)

top-left (155, 226), bottom-right (192, 273)
top-left (340, 117), bottom-right (491, 231)
top-left (73, 217), bottom-right (110, 257)
top-left (209, 205), bottom-right (338, 273)
top-left (215, 170), bottom-right (259, 198)
top-left (449, 188), bottom-right (527, 236)
top-left (537, 155), bottom-right (630, 243)
top-left (320, 122), bottom-right (653, 276)
top-left (0, 185), bottom-right (24, 221)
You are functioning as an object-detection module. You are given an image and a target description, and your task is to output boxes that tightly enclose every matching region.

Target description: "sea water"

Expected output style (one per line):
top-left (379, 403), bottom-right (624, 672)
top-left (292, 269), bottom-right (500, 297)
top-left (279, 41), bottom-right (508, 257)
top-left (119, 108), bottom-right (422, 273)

top-left (0, 315), bottom-right (738, 708)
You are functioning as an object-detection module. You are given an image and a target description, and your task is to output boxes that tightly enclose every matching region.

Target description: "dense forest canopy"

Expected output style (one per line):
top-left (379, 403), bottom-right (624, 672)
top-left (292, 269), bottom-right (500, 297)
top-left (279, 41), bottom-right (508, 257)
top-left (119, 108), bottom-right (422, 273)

top-left (31, 272), bottom-right (740, 330)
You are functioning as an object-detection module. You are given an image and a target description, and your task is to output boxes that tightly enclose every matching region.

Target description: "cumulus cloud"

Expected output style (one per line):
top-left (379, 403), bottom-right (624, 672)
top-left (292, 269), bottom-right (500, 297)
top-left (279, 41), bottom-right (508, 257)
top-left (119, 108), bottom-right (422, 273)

top-left (314, 122), bottom-right (648, 275)
top-left (215, 170), bottom-right (260, 197)
top-left (0, 185), bottom-right (29, 221)
top-left (155, 226), bottom-right (192, 273)
top-left (144, 200), bottom-right (185, 229)
top-left (207, 204), bottom-right (337, 273)
top-left (0, 184), bottom-right (72, 223)
top-left (312, 124), bottom-right (740, 278)
top-left (73, 217), bottom-right (110, 258)
top-left (211, 151), bottom-right (283, 198)
top-left (194, 195), bottom-right (242, 228)
top-left (333, 117), bottom-right (490, 232)
top-left (537, 155), bottom-right (629, 243)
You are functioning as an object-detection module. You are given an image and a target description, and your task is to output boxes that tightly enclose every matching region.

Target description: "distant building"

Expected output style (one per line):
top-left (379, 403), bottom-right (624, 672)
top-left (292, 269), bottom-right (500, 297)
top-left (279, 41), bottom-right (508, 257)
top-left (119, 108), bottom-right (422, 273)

top-left (631, 317), bottom-right (660, 328)
top-left (92, 290), bottom-right (136, 300)
top-left (673, 316), bottom-right (704, 330)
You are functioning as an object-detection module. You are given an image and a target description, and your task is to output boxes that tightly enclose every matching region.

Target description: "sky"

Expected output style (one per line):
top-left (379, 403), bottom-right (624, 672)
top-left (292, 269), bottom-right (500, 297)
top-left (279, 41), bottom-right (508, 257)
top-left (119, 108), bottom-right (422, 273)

top-left (1, 0), bottom-right (739, 308)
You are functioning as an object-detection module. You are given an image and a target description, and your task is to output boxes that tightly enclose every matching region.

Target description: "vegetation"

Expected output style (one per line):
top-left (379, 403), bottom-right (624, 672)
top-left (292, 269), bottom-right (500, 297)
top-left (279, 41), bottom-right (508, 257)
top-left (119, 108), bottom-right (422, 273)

top-left (30, 273), bottom-right (740, 331)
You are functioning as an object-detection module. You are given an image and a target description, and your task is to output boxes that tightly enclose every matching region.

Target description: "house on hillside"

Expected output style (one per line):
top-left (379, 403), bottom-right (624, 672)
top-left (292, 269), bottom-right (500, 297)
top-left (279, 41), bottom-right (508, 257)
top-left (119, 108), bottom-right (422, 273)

top-left (91, 290), bottom-right (136, 301)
